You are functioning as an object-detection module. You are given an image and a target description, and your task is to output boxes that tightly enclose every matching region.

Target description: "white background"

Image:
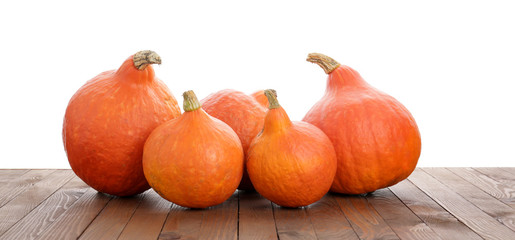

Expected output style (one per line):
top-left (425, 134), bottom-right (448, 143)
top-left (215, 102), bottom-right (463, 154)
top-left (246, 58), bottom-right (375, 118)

top-left (0, 0), bottom-right (514, 168)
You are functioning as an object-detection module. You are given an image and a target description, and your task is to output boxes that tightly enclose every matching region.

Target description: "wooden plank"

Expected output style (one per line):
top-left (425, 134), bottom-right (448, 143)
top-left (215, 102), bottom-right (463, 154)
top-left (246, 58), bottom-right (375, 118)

top-left (449, 168), bottom-right (515, 208)
top-left (0, 169), bottom-right (75, 235)
top-left (198, 192), bottom-right (239, 240)
top-left (0, 169), bottom-right (55, 207)
top-left (366, 188), bottom-right (442, 239)
top-left (474, 167), bottom-right (515, 190)
top-left (78, 193), bottom-right (145, 239)
top-left (474, 167), bottom-right (515, 182)
top-left (333, 194), bottom-right (399, 240)
top-left (159, 203), bottom-right (204, 240)
top-left (272, 203), bottom-right (318, 240)
top-left (118, 190), bottom-right (172, 240)
top-left (36, 188), bottom-right (112, 240)
top-left (306, 194), bottom-right (359, 240)
top-left (0, 169), bottom-right (29, 183)
top-left (502, 167), bottom-right (515, 175)
top-left (0, 176), bottom-right (89, 240)
top-left (160, 192), bottom-right (239, 240)
top-left (389, 179), bottom-right (483, 240)
top-left (238, 191), bottom-right (278, 240)
top-left (409, 168), bottom-right (515, 240)
top-left (423, 168), bottom-right (515, 232)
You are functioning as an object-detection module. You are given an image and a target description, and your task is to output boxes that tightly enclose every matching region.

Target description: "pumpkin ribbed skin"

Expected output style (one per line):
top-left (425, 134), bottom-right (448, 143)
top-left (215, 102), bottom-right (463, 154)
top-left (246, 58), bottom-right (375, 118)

top-left (201, 89), bottom-right (266, 190)
top-left (63, 50), bottom-right (181, 196)
top-left (247, 90), bottom-right (337, 207)
top-left (303, 53), bottom-right (421, 194)
top-left (143, 91), bottom-right (244, 208)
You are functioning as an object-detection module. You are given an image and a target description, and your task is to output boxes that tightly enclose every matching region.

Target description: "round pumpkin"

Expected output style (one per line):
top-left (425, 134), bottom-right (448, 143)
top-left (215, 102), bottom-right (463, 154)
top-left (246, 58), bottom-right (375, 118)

top-left (303, 53), bottom-right (421, 194)
top-left (63, 50), bottom-right (181, 196)
top-left (143, 90), bottom-right (244, 208)
top-left (201, 89), bottom-right (266, 190)
top-left (247, 90), bottom-right (337, 207)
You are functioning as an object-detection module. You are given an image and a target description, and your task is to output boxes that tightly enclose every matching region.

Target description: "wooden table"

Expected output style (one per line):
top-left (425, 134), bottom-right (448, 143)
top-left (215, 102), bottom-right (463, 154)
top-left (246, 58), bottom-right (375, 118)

top-left (0, 168), bottom-right (514, 240)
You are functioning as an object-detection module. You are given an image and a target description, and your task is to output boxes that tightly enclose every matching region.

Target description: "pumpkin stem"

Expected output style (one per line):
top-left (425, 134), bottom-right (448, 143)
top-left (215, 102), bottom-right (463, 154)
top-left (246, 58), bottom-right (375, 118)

top-left (264, 89), bottom-right (280, 109)
top-left (183, 90), bottom-right (201, 112)
top-left (133, 50), bottom-right (162, 70)
top-left (306, 53), bottom-right (340, 74)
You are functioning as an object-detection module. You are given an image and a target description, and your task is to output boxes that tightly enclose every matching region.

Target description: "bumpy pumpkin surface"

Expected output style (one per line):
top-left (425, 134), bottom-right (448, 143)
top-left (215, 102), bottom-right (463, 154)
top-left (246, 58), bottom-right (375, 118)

top-left (63, 50), bottom-right (181, 196)
top-left (201, 89), bottom-right (266, 190)
top-left (247, 90), bottom-right (337, 207)
top-left (143, 91), bottom-right (244, 208)
top-left (303, 53), bottom-right (421, 194)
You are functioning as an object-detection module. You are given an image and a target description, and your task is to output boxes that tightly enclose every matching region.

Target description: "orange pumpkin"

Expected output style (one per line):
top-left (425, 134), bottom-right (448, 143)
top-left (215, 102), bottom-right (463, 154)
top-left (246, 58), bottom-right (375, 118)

top-left (250, 90), bottom-right (269, 108)
top-left (63, 50), bottom-right (181, 196)
top-left (201, 89), bottom-right (266, 190)
top-left (247, 90), bottom-right (337, 207)
top-left (303, 53), bottom-right (421, 194)
top-left (143, 90), bottom-right (244, 208)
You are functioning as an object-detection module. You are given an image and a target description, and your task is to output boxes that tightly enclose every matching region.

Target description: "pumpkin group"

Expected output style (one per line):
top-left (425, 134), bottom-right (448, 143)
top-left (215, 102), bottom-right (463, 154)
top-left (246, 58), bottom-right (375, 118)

top-left (64, 50), bottom-right (422, 207)
top-left (143, 90), bottom-right (244, 208)
top-left (63, 50), bottom-right (181, 196)
top-left (247, 90), bottom-right (337, 207)
top-left (303, 53), bottom-right (421, 194)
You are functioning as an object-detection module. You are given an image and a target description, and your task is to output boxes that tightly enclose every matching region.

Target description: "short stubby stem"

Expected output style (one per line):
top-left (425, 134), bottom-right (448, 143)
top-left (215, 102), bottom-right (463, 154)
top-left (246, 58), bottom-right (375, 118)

top-left (133, 50), bottom-right (162, 70)
top-left (183, 90), bottom-right (201, 112)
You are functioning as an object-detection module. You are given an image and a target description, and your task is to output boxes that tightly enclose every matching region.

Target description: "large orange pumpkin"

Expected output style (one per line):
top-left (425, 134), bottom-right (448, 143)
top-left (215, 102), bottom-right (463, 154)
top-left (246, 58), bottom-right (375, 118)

top-left (143, 90), bottom-right (244, 208)
top-left (303, 53), bottom-right (421, 194)
top-left (247, 90), bottom-right (337, 207)
top-left (201, 89), bottom-right (266, 190)
top-left (63, 50), bottom-right (181, 196)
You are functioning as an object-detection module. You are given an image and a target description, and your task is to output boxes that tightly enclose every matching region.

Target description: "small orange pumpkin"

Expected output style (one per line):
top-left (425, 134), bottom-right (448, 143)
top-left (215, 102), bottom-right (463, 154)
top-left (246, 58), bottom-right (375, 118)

top-left (143, 90), bottom-right (244, 208)
top-left (201, 89), bottom-right (266, 190)
top-left (303, 53), bottom-right (421, 194)
top-left (63, 50), bottom-right (181, 196)
top-left (247, 90), bottom-right (337, 207)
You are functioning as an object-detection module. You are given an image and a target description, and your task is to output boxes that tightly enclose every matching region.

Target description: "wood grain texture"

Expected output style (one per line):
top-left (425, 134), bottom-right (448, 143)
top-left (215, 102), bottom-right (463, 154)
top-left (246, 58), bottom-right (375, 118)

top-left (306, 194), bottom-right (359, 240)
top-left (0, 170), bottom-right (74, 235)
top-left (78, 194), bottom-right (144, 239)
top-left (0, 169), bottom-right (55, 207)
top-left (389, 179), bottom-right (483, 240)
top-left (36, 188), bottom-right (112, 240)
top-left (160, 203), bottom-right (204, 240)
top-left (198, 192), bottom-right (239, 240)
top-left (118, 190), bottom-right (172, 240)
top-left (0, 169), bottom-right (29, 184)
top-left (160, 192), bottom-right (239, 240)
top-left (272, 203), bottom-right (318, 240)
top-left (474, 167), bottom-right (515, 205)
top-left (366, 188), bottom-right (442, 240)
top-left (449, 167), bottom-right (515, 209)
top-left (238, 191), bottom-right (278, 240)
top-left (409, 168), bottom-right (515, 240)
top-left (474, 167), bottom-right (515, 183)
top-left (0, 176), bottom-right (88, 240)
top-left (423, 168), bottom-right (515, 232)
top-left (502, 167), bottom-right (515, 176)
top-left (333, 194), bottom-right (399, 240)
